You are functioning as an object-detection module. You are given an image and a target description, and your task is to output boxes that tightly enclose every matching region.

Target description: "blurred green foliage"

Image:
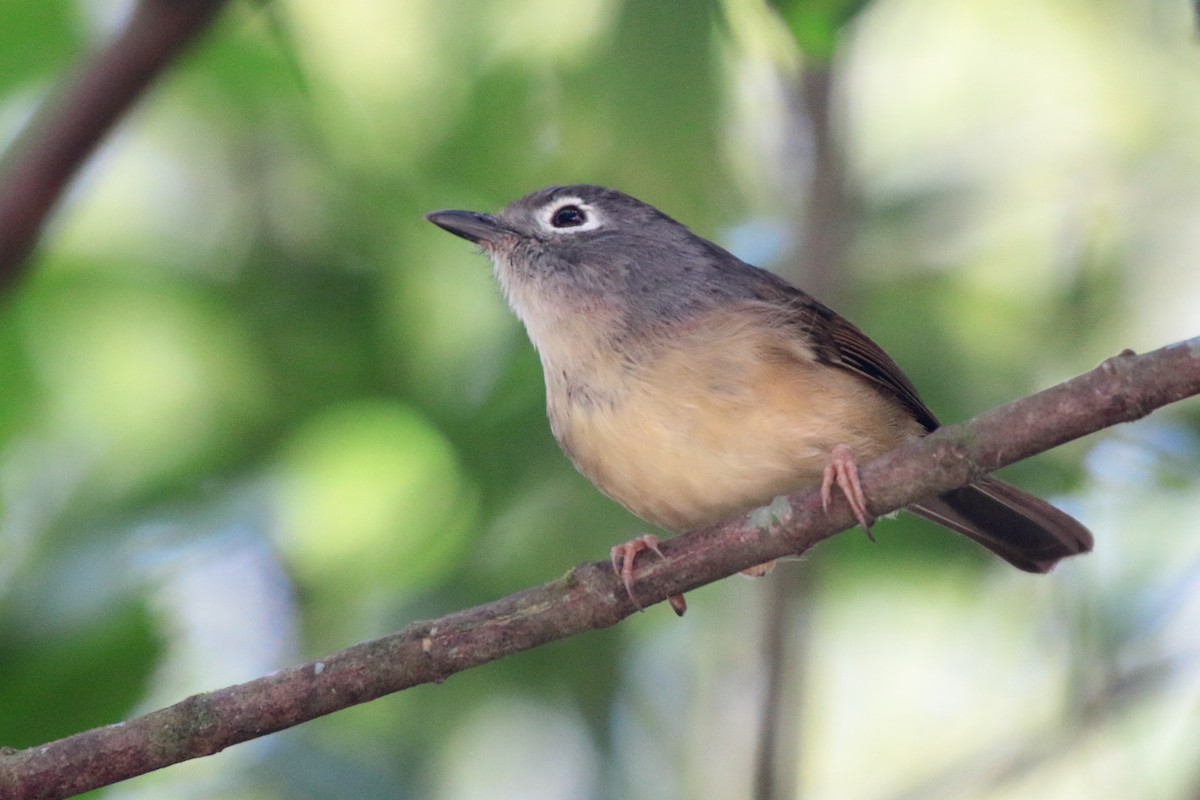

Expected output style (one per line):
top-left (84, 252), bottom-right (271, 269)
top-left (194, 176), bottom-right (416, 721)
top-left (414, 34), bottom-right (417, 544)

top-left (2, 1), bottom-right (1200, 798)
top-left (769, 0), bottom-right (872, 60)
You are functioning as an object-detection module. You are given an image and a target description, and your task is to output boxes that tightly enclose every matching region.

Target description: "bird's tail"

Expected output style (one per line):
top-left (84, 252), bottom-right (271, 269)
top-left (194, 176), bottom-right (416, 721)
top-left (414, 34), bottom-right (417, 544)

top-left (908, 476), bottom-right (1093, 572)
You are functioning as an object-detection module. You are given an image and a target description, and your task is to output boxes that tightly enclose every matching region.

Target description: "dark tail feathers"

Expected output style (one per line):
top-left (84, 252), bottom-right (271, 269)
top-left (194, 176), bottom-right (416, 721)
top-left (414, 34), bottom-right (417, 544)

top-left (908, 476), bottom-right (1092, 572)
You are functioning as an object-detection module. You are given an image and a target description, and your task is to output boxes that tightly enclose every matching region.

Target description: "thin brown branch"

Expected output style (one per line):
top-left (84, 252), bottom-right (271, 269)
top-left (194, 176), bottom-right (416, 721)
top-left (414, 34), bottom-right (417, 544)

top-left (1, 338), bottom-right (1198, 799)
top-left (756, 60), bottom-right (850, 800)
top-left (0, 0), bottom-right (228, 292)
top-left (795, 63), bottom-right (855, 301)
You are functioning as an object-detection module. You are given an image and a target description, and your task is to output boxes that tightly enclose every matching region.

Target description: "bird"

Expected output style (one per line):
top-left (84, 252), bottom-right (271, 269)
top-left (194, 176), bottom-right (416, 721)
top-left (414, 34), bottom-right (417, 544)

top-left (426, 184), bottom-right (1093, 614)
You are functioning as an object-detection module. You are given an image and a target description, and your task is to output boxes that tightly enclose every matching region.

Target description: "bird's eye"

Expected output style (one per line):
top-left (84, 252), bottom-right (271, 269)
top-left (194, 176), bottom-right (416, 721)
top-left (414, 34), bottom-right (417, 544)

top-left (550, 205), bottom-right (586, 228)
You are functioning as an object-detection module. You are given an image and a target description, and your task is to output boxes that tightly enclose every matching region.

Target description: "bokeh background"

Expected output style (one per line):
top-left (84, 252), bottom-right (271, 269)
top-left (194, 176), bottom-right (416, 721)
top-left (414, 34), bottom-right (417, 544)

top-left (2, 1), bottom-right (1200, 798)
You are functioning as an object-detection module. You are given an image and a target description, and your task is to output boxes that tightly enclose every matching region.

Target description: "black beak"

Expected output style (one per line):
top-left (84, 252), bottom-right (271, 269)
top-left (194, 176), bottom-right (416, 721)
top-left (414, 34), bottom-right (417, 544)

top-left (425, 209), bottom-right (513, 244)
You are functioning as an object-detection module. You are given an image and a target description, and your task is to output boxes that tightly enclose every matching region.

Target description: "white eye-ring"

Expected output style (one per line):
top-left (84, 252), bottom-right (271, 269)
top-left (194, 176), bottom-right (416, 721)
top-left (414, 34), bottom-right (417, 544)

top-left (537, 198), bottom-right (604, 234)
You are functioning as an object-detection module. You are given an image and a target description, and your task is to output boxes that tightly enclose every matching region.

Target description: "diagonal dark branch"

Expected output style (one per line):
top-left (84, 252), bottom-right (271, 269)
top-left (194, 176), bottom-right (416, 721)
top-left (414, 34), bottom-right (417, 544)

top-left (1, 337), bottom-right (1198, 800)
top-left (0, 0), bottom-right (228, 292)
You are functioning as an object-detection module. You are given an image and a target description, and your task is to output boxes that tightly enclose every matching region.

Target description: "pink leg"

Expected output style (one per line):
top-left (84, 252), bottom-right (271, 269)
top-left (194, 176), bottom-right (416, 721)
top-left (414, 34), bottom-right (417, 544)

top-left (610, 535), bottom-right (687, 616)
top-left (820, 443), bottom-right (875, 541)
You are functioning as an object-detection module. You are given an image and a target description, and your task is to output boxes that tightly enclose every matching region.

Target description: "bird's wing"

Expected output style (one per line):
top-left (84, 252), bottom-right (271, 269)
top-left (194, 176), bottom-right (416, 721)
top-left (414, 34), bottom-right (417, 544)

top-left (750, 274), bottom-right (941, 432)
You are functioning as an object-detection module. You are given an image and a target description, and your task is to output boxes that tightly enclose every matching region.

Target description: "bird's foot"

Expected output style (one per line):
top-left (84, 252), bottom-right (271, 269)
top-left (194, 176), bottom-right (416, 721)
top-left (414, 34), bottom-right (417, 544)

top-left (820, 443), bottom-right (876, 541)
top-left (610, 534), bottom-right (687, 616)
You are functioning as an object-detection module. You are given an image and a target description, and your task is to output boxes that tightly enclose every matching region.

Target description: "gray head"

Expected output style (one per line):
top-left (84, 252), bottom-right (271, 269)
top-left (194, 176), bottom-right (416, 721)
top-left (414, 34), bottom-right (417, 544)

top-left (426, 185), bottom-right (791, 350)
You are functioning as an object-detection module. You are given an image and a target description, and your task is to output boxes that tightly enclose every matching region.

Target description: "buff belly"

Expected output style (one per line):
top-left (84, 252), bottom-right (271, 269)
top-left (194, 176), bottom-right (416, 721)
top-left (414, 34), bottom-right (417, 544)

top-left (547, 333), bottom-right (925, 533)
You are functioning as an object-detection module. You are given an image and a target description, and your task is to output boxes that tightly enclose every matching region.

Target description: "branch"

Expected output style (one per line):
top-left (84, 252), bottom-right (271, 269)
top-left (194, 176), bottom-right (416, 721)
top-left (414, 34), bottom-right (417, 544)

top-left (0, 0), bottom-right (228, 292)
top-left (2, 338), bottom-right (1198, 799)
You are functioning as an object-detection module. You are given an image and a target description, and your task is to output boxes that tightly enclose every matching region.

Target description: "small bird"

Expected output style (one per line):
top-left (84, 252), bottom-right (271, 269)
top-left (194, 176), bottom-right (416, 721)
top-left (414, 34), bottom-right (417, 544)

top-left (427, 185), bottom-right (1093, 613)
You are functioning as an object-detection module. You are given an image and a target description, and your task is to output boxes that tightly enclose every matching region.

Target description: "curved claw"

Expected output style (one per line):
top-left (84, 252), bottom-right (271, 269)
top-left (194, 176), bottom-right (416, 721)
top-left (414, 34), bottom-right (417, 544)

top-left (820, 443), bottom-right (876, 541)
top-left (610, 535), bottom-right (687, 616)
